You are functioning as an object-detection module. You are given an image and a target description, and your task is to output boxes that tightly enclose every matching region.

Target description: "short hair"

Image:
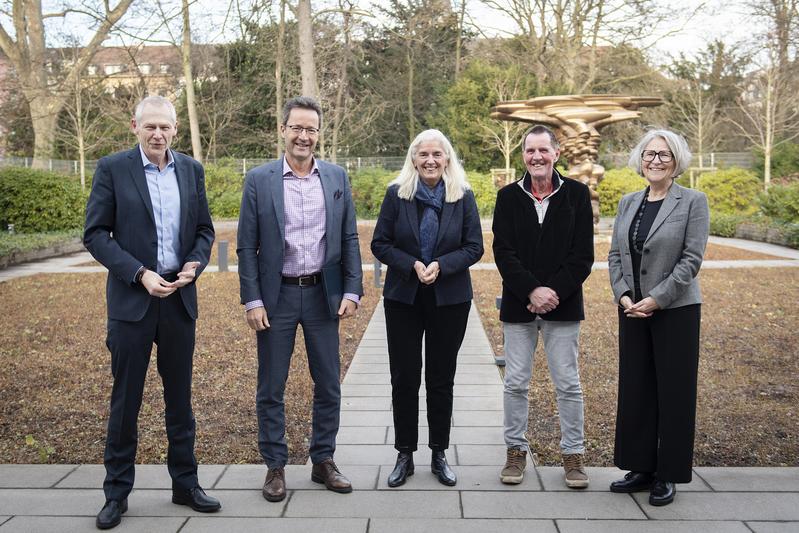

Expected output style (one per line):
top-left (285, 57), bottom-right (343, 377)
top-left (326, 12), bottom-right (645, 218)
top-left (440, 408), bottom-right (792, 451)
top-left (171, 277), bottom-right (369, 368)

top-left (134, 95), bottom-right (176, 124)
top-left (282, 96), bottom-right (323, 128)
top-left (628, 129), bottom-right (692, 177)
top-left (522, 124), bottom-right (559, 150)
top-left (390, 129), bottom-right (470, 203)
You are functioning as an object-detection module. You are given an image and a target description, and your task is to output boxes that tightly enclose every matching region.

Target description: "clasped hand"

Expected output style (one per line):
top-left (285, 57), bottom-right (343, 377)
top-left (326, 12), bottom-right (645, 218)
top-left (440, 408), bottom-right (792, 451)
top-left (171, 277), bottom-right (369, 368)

top-left (527, 286), bottom-right (559, 314)
top-left (141, 261), bottom-right (200, 298)
top-left (414, 260), bottom-right (440, 285)
top-left (620, 295), bottom-right (659, 318)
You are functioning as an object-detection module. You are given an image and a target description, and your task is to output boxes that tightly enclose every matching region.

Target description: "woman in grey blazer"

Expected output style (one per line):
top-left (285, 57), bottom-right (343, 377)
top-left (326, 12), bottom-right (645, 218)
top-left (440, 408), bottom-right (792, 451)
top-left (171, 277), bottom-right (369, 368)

top-left (608, 129), bottom-right (709, 506)
top-left (371, 129), bottom-right (483, 488)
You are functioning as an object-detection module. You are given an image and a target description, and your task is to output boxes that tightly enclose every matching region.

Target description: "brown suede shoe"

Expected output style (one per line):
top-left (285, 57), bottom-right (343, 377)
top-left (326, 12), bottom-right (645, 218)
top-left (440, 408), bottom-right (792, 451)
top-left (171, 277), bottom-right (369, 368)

top-left (311, 457), bottom-right (352, 493)
top-left (262, 467), bottom-right (286, 502)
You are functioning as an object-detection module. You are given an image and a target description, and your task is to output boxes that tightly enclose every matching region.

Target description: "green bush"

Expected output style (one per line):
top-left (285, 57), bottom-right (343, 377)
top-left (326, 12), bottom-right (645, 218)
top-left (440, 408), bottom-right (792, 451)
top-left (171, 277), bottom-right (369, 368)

top-left (350, 167), bottom-right (395, 218)
top-left (0, 167), bottom-right (86, 232)
top-left (754, 142), bottom-right (799, 180)
top-left (759, 183), bottom-right (799, 223)
top-left (205, 162), bottom-right (244, 219)
top-left (696, 167), bottom-right (761, 215)
top-left (597, 168), bottom-right (647, 217)
top-left (466, 171), bottom-right (497, 216)
top-left (709, 213), bottom-right (746, 238)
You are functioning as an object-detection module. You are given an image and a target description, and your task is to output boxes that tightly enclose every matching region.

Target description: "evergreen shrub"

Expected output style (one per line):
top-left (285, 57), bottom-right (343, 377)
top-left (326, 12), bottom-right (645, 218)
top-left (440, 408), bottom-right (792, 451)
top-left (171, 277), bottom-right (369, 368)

top-left (0, 167), bottom-right (86, 232)
top-left (205, 162), bottom-right (243, 218)
top-left (759, 183), bottom-right (799, 223)
top-left (696, 168), bottom-right (761, 215)
top-left (597, 168), bottom-right (647, 217)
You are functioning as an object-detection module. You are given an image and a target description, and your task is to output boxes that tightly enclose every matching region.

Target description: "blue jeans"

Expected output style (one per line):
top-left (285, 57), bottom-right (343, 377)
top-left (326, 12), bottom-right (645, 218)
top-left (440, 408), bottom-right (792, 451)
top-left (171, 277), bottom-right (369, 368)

top-left (502, 319), bottom-right (585, 454)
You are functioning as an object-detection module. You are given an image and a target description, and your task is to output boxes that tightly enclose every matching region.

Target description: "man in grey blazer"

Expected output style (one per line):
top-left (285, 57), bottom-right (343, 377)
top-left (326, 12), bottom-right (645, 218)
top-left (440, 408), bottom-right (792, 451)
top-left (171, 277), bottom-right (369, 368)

top-left (237, 96), bottom-right (363, 503)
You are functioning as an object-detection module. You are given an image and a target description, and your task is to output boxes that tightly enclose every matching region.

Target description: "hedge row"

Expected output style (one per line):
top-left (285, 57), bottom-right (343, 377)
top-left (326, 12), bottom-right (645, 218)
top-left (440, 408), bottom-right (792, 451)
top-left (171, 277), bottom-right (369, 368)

top-left (0, 167), bottom-right (87, 233)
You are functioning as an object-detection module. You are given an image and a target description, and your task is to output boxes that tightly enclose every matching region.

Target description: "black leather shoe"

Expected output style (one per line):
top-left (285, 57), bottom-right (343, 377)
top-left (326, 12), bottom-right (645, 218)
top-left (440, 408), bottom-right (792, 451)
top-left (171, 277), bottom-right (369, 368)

top-left (431, 450), bottom-right (456, 486)
top-left (649, 479), bottom-right (676, 506)
top-left (610, 471), bottom-right (655, 493)
top-left (387, 452), bottom-right (414, 487)
top-left (172, 486), bottom-right (222, 512)
top-left (96, 499), bottom-right (127, 530)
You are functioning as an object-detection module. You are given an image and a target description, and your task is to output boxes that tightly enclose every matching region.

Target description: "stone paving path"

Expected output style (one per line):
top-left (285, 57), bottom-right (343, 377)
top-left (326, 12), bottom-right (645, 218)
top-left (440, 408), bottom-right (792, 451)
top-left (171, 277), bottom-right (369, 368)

top-left (1, 303), bottom-right (798, 532)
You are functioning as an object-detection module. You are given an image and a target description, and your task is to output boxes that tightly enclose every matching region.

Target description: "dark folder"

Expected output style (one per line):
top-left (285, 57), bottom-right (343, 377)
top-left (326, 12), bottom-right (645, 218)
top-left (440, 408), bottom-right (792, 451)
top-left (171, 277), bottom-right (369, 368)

top-left (321, 262), bottom-right (343, 318)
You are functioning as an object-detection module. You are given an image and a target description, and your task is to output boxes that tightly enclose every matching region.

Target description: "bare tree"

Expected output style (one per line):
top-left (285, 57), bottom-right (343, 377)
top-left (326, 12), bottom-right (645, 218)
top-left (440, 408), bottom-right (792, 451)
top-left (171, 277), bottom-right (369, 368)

top-left (275, 0), bottom-right (287, 157)
top-left (0, 0), bottom-right (134, 166)
top-left (295, 0), bottom-right (319, 98)
top-left (181, 0), bottom-right (203, 161)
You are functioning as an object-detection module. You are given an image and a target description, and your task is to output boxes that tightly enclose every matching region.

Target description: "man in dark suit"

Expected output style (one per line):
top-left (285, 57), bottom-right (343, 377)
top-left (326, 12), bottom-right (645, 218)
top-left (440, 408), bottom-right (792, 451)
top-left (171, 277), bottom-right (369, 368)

top-left (492, 124), bottom-right (594, 489)
top-left (237, 96), bottom-right (363, 503)
top-left (84, 96), bottom-right (220, 529)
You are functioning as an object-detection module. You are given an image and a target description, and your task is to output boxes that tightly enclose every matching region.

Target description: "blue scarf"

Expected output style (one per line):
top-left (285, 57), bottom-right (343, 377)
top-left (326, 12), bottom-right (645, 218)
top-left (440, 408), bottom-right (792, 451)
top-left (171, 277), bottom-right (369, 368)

top-left (415, 178), bottom-right (445, 265)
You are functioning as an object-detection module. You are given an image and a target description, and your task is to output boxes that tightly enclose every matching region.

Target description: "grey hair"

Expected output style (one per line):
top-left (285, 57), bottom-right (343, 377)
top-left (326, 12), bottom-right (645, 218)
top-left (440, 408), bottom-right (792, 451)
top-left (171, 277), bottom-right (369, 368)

top-left (628, 129), bottom-right (692, 177)
top-left (391, 129), bottom-right (470, 203)
top-left (134, 95), bottom-right (176, 124)
top-left (522, 124), bottom-right (559, 150)
top-left (282, 96), bottom-right (323, 128)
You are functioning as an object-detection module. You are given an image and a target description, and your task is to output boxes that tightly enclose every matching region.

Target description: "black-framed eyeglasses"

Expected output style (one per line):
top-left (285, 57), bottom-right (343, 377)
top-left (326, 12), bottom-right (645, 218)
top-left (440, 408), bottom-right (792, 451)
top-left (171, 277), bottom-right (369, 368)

top-left (285, 124), bottom-right (320, 136)
top-left (641, 150), bottom-right (674, 163)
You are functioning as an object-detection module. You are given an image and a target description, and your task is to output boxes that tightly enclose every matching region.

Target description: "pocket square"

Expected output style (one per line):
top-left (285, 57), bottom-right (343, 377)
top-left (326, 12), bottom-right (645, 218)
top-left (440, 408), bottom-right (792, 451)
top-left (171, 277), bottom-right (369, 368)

top-left (334, 189), bottom-right (342, 200)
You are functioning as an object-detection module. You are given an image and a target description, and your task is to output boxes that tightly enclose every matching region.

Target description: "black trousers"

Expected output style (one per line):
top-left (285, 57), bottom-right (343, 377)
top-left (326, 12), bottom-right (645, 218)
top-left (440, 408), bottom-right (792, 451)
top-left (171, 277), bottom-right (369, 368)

top-left (384, 288), bottom-right (470, 452)
top-left (103, 291), bottom-right (198, 500)
top-left (614, 304), bottom-right (701, 483)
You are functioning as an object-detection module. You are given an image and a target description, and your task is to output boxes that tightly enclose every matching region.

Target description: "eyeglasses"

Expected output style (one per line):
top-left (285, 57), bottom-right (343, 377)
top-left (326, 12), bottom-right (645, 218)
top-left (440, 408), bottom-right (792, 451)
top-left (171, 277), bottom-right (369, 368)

top-left (641, 150), bottom-right (674, 163)
top-left (285, 124), bottom-right (320, 136)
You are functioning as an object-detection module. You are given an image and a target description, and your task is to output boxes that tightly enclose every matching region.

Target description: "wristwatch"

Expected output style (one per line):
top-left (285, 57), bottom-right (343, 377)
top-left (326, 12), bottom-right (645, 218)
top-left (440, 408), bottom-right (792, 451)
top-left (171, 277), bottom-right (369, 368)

top-left (135, 266), bottom-right (146, 284)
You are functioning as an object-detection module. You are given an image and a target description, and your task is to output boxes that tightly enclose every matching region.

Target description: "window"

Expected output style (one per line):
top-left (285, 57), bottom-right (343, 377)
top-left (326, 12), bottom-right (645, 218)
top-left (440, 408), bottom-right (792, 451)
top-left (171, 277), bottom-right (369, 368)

top-left (105, 65), bottom-right (122, 75)
top-left (139, 64), bottom-right (151, 75)
top-left (87, 65), bottom-right (97, 76)
top-left (159, 64), bottom-right (169, 74)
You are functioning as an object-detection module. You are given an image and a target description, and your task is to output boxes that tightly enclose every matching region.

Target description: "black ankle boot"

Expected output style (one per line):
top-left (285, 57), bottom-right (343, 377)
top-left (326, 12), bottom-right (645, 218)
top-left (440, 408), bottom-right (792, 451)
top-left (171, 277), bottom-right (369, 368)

top-left (610, 471), bottom-right (655, 493)
top-left (387, 452), bottom-right (414, 487)
top-left (649, 479), bottom-right (676, 506)
top-left (431, 450), bottom-right (456, 486)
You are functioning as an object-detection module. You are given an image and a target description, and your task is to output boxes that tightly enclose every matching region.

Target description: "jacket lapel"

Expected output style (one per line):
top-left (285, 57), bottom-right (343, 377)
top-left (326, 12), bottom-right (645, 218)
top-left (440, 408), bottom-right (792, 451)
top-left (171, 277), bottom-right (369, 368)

top-left (270, 160), bottom-right (285, 241)
top-left (619, 189), bottom-right (647, 251)
top-left (644, 184), bottom-right (681, 244)
top-left (405, 195), bottom-right (420, 246)
top-left (173, 151), bottom-right (190, 240)
top-left (435, 200), bottom-right (454, 251)
top-left (317, 162), bottom-right (335, 250)
top-left (129, 146), bottom-right (155, 226)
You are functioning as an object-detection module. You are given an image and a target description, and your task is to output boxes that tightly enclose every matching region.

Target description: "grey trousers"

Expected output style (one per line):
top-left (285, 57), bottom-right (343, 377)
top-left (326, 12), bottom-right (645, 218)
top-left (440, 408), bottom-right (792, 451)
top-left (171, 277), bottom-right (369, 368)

top-left (256, 283), bottom-right (341, 468)
top-left (503, 319), bottom-right (585, 454)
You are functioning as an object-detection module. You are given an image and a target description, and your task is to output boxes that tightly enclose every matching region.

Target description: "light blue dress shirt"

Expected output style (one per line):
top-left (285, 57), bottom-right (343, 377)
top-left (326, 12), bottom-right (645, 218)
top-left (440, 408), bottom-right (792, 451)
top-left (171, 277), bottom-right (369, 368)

top-left (139, 146), bottom-right (181, 274)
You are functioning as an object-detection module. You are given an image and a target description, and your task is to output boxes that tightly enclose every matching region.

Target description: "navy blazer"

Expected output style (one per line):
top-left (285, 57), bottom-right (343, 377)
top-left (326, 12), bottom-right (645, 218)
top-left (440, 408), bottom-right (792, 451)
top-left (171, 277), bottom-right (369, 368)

top-left (84, 147), bottom-right (215, 321)
top-left (236, 157), bottom-right (363, 318)
top-left (371, 184), bottom-right (483, 306)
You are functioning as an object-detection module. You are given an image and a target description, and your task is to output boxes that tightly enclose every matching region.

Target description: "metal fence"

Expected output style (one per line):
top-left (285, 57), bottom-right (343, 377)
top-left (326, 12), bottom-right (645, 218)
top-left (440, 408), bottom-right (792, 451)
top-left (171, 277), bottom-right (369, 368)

top-left (602, 152), bottom-right (753, 170)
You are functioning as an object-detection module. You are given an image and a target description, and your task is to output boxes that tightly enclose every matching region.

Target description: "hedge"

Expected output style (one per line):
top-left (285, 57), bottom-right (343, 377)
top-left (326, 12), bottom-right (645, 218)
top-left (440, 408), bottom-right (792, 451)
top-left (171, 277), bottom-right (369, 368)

top-left (759, 182), bottom-right (799, 224)
top-left (0, 167), bottom-right (86, 232)
top-left (205, 162), bottom-right (244, 219)
top-left (696, 168), bottom-right (761, 216)
top-left (597, 168), bottom-right (647, 217)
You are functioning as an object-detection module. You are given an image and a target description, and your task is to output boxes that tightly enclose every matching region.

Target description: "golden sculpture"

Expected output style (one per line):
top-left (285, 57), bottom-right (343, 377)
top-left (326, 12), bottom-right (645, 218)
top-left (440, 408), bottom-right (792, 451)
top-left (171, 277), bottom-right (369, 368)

top-left (491, 95), bottom-right (663, 228)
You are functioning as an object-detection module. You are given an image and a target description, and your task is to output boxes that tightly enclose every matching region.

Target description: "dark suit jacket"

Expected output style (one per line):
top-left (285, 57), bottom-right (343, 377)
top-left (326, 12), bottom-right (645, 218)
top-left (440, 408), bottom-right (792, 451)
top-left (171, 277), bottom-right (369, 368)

top-left (236, 157), bottom-right (363, 318)
top-left (492, 172), bottom-right (594, 322)
top-left (371, 184), bottom-right (483, 306)
top-left (608, 182), bottom-right (709, 309)
top-left (84, 146), bottom-right (215, 322)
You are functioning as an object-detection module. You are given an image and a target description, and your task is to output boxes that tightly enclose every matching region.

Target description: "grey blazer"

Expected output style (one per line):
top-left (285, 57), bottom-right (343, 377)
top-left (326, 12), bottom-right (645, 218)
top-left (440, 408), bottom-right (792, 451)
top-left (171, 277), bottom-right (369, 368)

top-left (608, 182), bottom-right (709, 309)
top-left (236, 157), bottom-right (363, 318)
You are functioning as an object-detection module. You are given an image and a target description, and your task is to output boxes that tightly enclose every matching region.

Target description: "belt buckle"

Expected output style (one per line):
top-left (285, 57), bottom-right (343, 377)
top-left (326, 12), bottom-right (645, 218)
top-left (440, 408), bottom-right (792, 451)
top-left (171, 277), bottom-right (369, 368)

top-left (298, 275), bottom-right (313, 287)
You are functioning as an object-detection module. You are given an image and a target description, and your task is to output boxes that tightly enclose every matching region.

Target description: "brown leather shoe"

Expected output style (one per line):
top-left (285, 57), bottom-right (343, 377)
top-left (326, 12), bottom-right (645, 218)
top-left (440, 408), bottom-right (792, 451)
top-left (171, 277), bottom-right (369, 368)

top-left (311, 457), bottom-right (352, 493)
top-left (262, 467), bottom-right (286, 502)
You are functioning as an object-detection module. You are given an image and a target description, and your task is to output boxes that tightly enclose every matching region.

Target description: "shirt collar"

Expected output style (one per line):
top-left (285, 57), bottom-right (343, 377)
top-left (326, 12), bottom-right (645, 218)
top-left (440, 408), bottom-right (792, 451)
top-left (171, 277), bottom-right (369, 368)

top-left (521, 168), bottom-right (563, 198)
top-left (138, 144), bottom-right (174, 170)
top-left (282, 156), bottom-right (319, 178)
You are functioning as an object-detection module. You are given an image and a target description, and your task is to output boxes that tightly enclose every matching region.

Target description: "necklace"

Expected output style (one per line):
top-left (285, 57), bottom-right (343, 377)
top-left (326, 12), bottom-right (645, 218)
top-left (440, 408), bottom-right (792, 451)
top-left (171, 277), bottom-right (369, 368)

top-left (631, 187), bottom-right (650, 254)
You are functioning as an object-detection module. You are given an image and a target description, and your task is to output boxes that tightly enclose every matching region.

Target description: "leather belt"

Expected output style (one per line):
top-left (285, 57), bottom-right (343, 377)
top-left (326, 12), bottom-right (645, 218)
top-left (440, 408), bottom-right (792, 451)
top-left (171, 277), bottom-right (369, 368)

top-left (281, 273), bottom-right (321, 287)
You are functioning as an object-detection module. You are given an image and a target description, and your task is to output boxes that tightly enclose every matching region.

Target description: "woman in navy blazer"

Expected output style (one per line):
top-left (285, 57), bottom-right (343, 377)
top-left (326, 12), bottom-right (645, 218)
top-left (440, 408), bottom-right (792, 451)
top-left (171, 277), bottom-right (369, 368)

top-left (371, 129), bottom-right (483, 487)
top-left (608, 129), bottom-right (709, 506)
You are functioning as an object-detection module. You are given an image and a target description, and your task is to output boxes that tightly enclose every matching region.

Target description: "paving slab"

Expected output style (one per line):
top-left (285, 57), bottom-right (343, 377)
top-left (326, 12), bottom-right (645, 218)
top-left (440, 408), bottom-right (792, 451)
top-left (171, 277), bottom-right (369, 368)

top-left (341, 384), bottom-right (393, 396)
top-left (537, 467), bottom-right (711, 492)
top-left (0, 516), bottom-right (186, 533)
top-left (452, 411), bottom-right (503, 426)
top-left (375, 465), bottom-right (542, 491)
top-left (452, 396), bottom-right (503, 410)
top-left (462, 491), bottom-right (646, 519)
top-left (556, 519), bottom-right (751, 533)
top-left (214, 465), bottom-right (379, 490)
top-left (637, 492), bottom-right (799, 521)
top-left (332, 445), bottom-right (437, 466)
top-left (452, 385), bottom-right (502, 397)
top-left (343, 373), bottom-right (391, 384)
top-left (340, 396), bottom-right (392, 410)
top-left (455, 444), bottom-right (509, 465)
top-left (0, 465), bottom-right (77, 488)
top-left (447, 427), bottom-right (504, 444)
top-left (335, 426), bottom-right (389, 445)
top-left (0, 489), bottom-right (101, 515)
top-left (340, 411), bottom-right (399, 426)
top-left (284, 490), bottom-right (461, 518)
top-left (126, 489), bottom-right (284, 517)
top-left (55, 464), bottom-right (225, 489)
top-left (746, 522), bottom-right (799, 533)
top-left (0, 519), bottom-right (9, 528)
top-left (182, 517), bottom-right (368, 533)
top-left (370, 518), bottom-right (557, 533)
top-left (345, 363), bottom-right (390, 373)
top-left (694, 467), bottom-right (799, 491)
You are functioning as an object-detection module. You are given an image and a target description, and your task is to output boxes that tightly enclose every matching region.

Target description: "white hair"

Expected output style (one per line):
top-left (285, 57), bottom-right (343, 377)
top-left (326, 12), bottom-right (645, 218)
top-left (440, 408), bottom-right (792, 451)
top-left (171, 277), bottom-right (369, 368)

top-left (134, 95), bottom-right (177, 125)
top-left (628, 128), bottom-right (692, 177)
top-left (391, 129), bottom-right (470, 202)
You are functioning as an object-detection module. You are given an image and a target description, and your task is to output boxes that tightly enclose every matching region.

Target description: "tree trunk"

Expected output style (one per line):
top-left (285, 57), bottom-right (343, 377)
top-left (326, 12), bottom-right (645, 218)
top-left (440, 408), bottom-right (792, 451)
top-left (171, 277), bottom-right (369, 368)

top-left (182, 0), bottom-right (203, 162)
top-left (454, 0), bottom-right (466, 80)
top-left (504, 122), bottom-right (511, 172)
top-left (330, 8), bottom-right (353, 164)
top-left (275, 0), bottom-right (286, 157)
top-left (406, 45), bottom-right (415, 144)
top-left (297, 0), bottom-right (318, 98)
top-left (28, 93), bottom-right (64, 168)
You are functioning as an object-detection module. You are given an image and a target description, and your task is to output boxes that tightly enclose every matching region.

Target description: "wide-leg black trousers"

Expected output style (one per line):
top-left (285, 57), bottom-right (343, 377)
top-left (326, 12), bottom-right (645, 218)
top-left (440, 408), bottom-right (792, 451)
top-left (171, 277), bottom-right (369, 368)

top-left (614, 304), bottom-right (701, 483)
top-left (384, 288), bottom-right (470, 452)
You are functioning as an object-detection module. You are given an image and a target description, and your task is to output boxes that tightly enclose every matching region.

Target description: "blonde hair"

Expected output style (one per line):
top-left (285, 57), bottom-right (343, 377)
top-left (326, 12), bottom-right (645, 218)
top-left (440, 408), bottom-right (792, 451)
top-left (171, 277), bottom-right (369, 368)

top-left (391, 129), bottom-right (470, 202)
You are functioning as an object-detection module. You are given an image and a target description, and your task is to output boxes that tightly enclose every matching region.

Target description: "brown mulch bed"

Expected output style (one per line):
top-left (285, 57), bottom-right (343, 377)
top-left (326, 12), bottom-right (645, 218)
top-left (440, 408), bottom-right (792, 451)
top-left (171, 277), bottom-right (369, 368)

top-left (472, 268), bottom-right (799, 467)
top-left (0, 273), bottom-right (381, 465)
